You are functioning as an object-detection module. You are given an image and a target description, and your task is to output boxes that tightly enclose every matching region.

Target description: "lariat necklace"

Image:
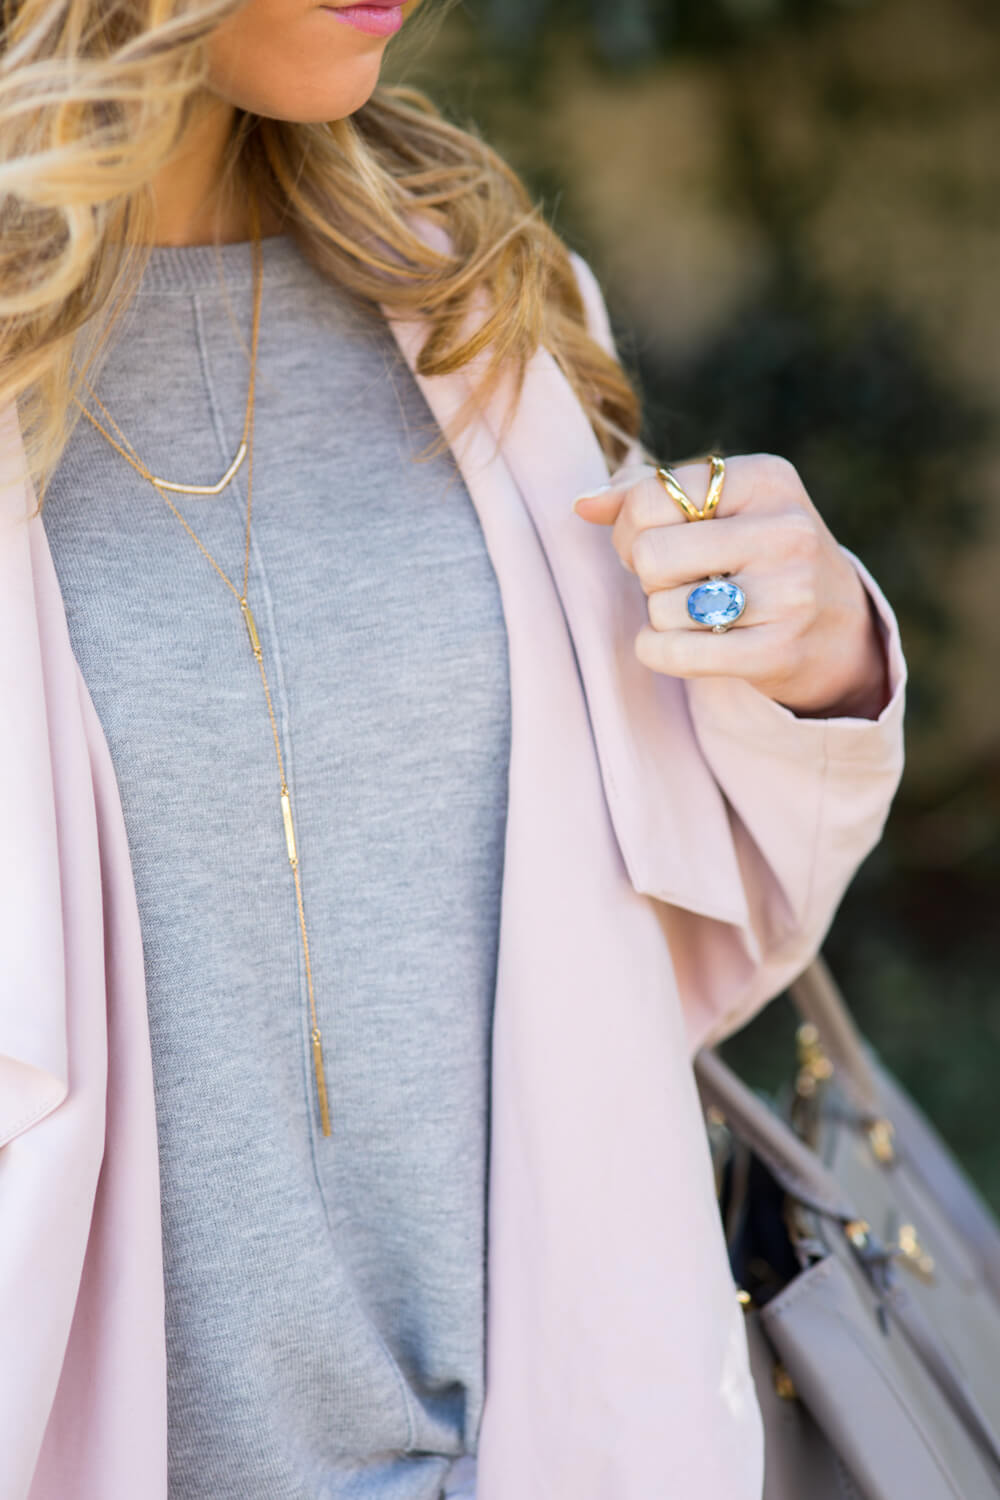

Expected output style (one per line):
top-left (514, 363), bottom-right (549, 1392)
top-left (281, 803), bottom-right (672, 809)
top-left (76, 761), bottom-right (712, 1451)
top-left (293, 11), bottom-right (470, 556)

top-left (73, 208), bottom-right (333, 1137)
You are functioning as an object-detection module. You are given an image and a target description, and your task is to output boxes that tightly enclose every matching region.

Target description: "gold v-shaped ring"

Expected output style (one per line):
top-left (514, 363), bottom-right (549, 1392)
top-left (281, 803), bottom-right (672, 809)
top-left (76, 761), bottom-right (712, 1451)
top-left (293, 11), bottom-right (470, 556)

top-left (655, 454), bottom-right (727, 522)
top-left (149, 440), bottom-right (249, 496)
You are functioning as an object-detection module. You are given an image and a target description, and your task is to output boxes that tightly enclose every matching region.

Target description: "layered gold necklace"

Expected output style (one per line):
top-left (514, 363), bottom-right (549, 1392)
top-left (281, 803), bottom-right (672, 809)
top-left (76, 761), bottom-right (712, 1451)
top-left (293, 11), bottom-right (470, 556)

top-left (73, 213), bottom-right (333, 1138)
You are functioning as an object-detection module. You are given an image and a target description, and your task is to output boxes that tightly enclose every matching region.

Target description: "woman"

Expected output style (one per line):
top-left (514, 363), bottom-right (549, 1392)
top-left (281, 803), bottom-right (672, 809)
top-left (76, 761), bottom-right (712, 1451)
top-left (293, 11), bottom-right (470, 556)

top-left (0, 2), bottom-right (905, 1498)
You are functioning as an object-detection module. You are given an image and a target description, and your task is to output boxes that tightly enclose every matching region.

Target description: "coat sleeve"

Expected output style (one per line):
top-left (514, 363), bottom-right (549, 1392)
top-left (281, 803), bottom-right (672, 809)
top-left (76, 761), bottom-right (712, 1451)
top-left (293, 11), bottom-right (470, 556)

top-left (568, 249), bottom-right (907, 1054)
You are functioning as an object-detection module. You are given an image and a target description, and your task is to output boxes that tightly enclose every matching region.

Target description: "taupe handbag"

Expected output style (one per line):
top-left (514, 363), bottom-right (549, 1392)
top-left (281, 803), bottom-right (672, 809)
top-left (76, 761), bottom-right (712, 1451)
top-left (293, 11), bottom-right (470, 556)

top-left (694, 957), bottom-right (1000, 1500)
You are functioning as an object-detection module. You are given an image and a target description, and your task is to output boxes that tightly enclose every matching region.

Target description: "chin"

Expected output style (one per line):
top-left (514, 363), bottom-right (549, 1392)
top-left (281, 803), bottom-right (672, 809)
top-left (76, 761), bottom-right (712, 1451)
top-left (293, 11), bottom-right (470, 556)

top-left (232, 67), bottom-right (384, 125)
top-left (208, 2), bottom-right (393, 125)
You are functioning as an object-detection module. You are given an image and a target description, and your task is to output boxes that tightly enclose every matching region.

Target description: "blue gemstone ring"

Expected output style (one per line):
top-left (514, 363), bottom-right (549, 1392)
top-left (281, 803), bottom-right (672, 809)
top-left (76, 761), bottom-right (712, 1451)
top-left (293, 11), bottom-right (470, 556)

top-left (686, 575), bottom-right (747, 633)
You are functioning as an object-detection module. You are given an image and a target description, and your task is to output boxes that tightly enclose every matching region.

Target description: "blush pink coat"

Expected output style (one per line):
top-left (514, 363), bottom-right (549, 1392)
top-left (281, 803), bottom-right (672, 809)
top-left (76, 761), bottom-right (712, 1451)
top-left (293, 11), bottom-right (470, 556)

top-left (0, 252), bottom-right (906, 1500)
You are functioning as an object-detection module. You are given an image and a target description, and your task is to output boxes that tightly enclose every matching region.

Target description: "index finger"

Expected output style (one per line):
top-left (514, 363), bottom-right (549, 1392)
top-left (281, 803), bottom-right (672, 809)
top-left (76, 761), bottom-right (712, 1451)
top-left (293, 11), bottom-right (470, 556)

top-left (610, 455), bottom-right (804, 575)
top-left (611, 461), bottom-right (722, 575)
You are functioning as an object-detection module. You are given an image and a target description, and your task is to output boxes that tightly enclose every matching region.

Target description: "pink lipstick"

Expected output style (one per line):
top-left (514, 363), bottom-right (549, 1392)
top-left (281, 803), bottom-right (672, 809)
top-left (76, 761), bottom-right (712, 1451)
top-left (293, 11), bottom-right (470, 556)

top-left (326, 2), bottom-right (404, 36)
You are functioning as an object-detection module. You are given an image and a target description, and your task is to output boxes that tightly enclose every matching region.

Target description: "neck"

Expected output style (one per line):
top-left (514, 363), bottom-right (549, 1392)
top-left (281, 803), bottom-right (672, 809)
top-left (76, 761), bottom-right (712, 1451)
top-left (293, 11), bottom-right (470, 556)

top-left (149, 96), bottom-right (284, 247)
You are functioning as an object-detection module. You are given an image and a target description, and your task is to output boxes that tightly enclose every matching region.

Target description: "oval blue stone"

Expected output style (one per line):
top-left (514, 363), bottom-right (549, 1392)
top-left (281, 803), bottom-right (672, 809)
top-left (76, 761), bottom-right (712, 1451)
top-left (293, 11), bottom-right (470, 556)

top-left (687, 578), bottom-right (746, 629)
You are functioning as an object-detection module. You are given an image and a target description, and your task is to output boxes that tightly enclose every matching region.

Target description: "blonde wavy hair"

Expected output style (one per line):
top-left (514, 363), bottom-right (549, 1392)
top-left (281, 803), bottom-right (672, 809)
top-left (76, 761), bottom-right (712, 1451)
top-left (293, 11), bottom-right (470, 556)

top-left (0, 0), bottom-right (642, 513)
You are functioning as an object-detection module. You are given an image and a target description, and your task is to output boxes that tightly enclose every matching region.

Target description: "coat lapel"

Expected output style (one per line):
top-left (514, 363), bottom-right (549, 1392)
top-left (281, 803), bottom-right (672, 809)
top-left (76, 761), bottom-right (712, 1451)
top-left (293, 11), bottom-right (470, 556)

top-left (381, 310), bottom-right (764, 1500)
top-left (382, 311), bottom-right (751, 930)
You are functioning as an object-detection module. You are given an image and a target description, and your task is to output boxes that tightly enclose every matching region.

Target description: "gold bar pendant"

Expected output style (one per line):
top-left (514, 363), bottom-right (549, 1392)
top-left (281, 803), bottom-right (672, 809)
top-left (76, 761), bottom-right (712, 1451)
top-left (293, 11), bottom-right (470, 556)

top-left (312, 1029), bottom-right (332, 1136)
top-left (280, 787), bottom-right (298, 867)
top-left (241, 599), bottom-right (262, 660)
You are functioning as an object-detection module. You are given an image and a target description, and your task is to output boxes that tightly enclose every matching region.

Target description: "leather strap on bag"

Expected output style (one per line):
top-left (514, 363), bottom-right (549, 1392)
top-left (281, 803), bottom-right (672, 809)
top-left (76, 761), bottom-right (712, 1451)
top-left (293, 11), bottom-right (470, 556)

top-left (788, 957), bottom-right (881, 1118)
top-left (695, 1048), bottom-right (856, 1220)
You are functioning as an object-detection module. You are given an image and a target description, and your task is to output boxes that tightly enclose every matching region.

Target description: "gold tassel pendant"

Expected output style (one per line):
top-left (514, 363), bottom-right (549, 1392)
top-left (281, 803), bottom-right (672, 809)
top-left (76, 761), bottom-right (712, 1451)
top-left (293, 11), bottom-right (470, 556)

top-left (241, 597), bottom-right (263, 660)
top-left (280, 786), bottom-right (297, 867)
top-left (312, 1028), bottom-right (332, 1136)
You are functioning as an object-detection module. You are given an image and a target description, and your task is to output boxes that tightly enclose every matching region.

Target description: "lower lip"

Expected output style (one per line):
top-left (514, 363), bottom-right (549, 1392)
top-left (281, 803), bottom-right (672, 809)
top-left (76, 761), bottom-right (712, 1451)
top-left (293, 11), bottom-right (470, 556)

top-left (327, 3), bottom-right (404, 35)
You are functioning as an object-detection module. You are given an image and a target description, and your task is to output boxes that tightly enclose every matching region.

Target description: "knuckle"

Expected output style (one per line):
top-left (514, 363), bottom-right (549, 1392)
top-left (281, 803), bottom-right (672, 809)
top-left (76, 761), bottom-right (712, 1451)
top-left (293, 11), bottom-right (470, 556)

top-left (611, 529), bottom-right (637, 574)
top-left (782, 566), bottom-right (818, 617)
top-left (647, 590), bottom-right (671, 631)
top-left (647, 627), bottom-right (690, 675)
top-left (754, 452), bottom-right (802, 492)
top-left (635, 624), bottom-right (669, 672)
top-left (668, 637), bottom-right (694, 676)
top-left (774, 625), bottom-right (808, 677)
top-left (632, 527), bottom-right (664, 585)
top-left (629, 476), bottom-right (668, 531)
top-left (739, 452), bottom-right (804, 510)
top-left (634, 625), bottom-right (657, 669)
top-left (780, 510), bottom-right (822, 562)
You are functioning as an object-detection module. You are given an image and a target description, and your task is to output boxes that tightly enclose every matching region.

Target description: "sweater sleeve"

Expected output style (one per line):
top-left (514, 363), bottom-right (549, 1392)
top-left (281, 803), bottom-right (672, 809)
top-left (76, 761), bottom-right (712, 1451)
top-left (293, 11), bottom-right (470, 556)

top-left (568, 249), bottom-right (907, 1053)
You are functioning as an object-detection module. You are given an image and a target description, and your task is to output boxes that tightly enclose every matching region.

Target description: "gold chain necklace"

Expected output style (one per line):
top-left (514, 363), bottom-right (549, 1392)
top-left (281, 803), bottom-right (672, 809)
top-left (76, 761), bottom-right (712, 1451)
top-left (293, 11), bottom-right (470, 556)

top-left (73, 215), bottom-right (332, 1138)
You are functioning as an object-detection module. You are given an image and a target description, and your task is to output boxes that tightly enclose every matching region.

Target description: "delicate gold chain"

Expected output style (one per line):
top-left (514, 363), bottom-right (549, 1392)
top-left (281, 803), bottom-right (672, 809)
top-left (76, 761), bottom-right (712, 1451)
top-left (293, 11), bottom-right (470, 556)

top-left (73, 210), bottom-right (332, 1138)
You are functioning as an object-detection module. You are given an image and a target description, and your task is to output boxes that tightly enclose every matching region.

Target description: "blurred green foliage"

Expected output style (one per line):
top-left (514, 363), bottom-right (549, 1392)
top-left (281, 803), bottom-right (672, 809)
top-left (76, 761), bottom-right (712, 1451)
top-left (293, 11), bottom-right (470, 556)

top-left (396, 0), bottom-right (1000, 1208)
top-left (477, 0), bottom-right (880, 64)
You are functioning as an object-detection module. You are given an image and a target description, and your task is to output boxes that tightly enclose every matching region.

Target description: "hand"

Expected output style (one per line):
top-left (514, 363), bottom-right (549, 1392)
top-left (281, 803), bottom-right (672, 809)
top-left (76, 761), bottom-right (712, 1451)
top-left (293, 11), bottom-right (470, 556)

top-left (573, 454), bottom-right (889, 719)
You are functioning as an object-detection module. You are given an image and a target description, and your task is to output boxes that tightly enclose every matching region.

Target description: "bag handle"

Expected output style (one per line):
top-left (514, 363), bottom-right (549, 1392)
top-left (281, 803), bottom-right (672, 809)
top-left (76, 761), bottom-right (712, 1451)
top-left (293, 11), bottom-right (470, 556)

top-left (694, 1046), bottom-right (858, 1221)
top-left (696, 957), bottom-right (887, 1212)
top-left (788, 956), bottom-right (881, 1118)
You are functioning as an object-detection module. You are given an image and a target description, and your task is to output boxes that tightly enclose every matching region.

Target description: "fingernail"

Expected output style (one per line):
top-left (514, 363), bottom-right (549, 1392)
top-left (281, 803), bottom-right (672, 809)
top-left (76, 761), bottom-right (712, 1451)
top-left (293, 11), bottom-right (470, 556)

top-left (573, 485), bottom-right (613, 514)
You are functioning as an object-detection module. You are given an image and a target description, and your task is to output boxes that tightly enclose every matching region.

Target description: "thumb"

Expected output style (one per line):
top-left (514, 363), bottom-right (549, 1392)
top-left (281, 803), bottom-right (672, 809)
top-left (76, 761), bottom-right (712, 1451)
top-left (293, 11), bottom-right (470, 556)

top-left (572, 464), bottom-right (648, 524)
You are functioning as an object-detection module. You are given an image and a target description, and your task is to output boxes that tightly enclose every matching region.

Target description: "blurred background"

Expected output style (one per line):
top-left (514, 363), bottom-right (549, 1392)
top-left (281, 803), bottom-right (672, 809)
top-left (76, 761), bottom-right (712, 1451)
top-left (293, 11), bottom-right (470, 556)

top-left (387, 0), bottom-right (1000, 1207)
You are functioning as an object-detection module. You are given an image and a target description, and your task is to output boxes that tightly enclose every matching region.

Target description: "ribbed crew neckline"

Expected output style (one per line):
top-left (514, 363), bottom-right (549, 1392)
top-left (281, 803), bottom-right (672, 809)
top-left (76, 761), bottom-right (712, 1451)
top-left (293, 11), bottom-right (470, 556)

top-left (138, 232), bottom-right (307, 294)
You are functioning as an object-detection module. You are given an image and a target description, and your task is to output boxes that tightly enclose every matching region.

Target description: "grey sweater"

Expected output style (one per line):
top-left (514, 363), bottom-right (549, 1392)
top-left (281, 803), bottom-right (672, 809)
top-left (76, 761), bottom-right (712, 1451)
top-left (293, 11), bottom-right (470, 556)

top-left (40, 235), bottom-right (510, 1500)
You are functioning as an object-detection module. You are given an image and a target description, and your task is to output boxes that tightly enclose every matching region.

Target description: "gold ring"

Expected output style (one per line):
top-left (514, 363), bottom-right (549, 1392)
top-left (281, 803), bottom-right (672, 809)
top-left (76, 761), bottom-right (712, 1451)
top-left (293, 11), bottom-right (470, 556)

top-left (655, 455), bottom-right (726, 522)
